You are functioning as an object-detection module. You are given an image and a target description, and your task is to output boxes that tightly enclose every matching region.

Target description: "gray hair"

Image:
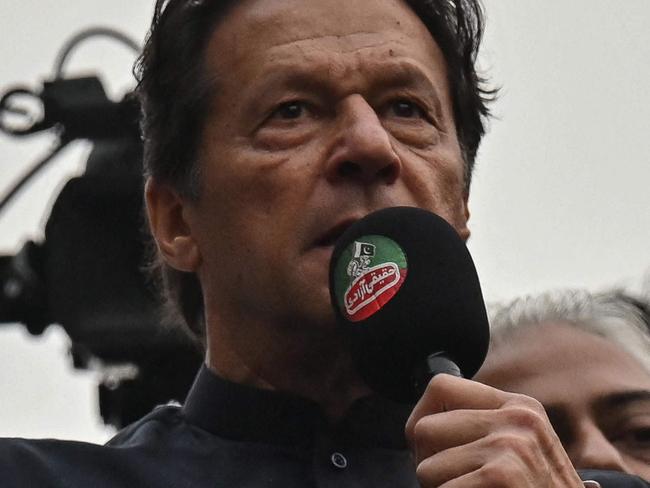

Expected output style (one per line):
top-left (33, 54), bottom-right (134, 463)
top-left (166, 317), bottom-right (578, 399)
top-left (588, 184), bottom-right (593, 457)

top-left (488, 289), bottom-right (650, 373)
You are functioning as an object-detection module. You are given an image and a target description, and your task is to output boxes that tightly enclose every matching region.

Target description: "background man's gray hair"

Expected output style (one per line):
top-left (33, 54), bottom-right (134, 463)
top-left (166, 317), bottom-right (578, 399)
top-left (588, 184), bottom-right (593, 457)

top-left (488, 288), bottom-right (650, 374)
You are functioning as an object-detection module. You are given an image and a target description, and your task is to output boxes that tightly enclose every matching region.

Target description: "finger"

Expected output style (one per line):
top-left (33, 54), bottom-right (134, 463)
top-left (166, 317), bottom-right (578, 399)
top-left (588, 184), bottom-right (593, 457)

top-left (413, 408), bottom-right (551, 474)
top-left (415, 438), bottom-right (484, 487)
top-left (436, 466), bottom-right (522, 488)
top-left (437, 469), bottom-right (485, 488)
top-left (416, 374), bottom-right (511, 415)
top-left (415, 415), bottom-right (583, 488)
top-left (425, 449), bottom-right (538, 488)
top-left (434, 458), bottom-right (583, 488)
top-left (410, 409), bottom-right (494, 462)
top-left (405, 375), bottom-right (545, 445)
top-left (413, 407), bottom-right (564, 472)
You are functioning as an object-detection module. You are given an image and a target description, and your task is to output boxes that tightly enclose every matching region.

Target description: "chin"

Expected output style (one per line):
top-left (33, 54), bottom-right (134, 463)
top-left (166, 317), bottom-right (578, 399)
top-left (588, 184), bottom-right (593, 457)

top-left (279, 262), bottom-right (337, 327)
top-left (304, 299), bottom-right (338, 331)
top-left (284, 297), bottom-right (338, 335)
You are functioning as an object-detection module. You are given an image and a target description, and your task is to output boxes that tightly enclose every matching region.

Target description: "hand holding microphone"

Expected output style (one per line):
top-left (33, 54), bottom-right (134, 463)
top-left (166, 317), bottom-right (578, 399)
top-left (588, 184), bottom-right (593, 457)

top-left (329, 207), bottom-right (584, 487)
top-left (405, 375), bottom-right (584, 487)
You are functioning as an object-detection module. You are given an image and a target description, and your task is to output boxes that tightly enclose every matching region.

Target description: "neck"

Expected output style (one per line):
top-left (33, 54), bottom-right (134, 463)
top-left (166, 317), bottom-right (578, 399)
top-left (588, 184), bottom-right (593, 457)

top-left (205, 313), bottom-right (371, 420)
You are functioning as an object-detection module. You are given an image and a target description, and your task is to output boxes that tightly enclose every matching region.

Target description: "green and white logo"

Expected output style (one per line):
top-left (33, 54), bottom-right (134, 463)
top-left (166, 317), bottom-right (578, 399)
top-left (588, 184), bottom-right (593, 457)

top-left (333, 235), bottom-right (408, 322)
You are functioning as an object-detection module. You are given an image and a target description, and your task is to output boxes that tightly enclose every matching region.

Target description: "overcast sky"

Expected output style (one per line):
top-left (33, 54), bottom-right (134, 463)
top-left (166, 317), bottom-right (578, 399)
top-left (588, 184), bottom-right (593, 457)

top-left (1, 1), bottom-right (648, 443)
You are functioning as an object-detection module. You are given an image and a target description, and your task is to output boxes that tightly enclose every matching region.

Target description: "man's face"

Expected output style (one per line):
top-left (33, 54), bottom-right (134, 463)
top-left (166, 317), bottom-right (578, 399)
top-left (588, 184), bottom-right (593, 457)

top-left (184, 0), bottom-right (469, 332)
top-left (475, 322), bottom-right (650, 481)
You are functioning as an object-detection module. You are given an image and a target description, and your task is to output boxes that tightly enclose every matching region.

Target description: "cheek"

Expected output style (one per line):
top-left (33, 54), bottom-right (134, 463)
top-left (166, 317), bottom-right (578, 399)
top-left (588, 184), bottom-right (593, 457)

top-left (200, 155), bottom-right (292, 220)
top-left (401, 149), bottom-right (466, 217)
top-left (196, 148), bottom-right (321, 256)
top-left (627, 458), bottom-right (650, 481)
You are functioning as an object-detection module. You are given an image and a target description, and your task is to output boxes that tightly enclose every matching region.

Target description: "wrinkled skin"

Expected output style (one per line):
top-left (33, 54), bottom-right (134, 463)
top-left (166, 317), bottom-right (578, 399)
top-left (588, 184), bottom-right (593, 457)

top-left (148, 0), bottom-right (470, 409)
top-left (406, 374), bottom-right (584, 487)
top-left (476, 322), bottom-right (650, 482)
top-left (145, 0), bottom-right (584, 485)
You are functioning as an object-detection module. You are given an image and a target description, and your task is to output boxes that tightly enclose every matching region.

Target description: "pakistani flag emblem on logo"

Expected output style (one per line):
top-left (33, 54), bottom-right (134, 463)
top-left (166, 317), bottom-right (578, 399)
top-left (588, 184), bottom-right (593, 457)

top-left (333, 235), bottom-right (408, 322)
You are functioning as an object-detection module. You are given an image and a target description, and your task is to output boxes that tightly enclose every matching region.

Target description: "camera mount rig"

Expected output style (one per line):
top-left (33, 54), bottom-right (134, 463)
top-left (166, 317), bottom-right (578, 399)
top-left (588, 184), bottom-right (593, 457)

top-left (0, 28), bottom-right (201, 428)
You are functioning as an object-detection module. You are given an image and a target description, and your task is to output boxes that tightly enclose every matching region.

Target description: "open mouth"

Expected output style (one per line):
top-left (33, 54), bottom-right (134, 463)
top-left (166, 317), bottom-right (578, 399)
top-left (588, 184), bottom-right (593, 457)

top-left (314, 219), bottom-right (357, 248)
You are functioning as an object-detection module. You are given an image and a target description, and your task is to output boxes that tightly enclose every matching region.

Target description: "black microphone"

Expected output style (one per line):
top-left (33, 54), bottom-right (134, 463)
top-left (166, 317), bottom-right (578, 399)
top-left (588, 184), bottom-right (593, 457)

top-left (329, 207), bottom-right (490, 404)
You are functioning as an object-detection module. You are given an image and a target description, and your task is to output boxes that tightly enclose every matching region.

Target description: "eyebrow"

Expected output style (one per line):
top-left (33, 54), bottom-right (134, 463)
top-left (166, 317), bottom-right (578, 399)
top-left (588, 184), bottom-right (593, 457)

top-left (543, 393), bottom-right (650, 446)
top-left (597, 390), bottom-right (650, 410)
top-left (247, 60), bottom-right (444, 114)
top-left (544, 390), bottom-right (650, 418)
top-left (372, 65), bottom-right (445, 116)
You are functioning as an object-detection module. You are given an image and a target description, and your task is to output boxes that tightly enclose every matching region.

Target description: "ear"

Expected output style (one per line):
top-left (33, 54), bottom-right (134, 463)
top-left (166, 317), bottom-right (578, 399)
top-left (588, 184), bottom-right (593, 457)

top-left (457, 190), bottom-right (471, 242)
top-left (145, 178), bottom-right (201, 272)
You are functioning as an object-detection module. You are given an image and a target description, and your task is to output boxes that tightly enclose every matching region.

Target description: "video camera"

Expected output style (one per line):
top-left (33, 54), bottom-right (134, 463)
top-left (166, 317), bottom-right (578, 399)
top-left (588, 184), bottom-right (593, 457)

top-left (0, 28), bottom-right (201, 429)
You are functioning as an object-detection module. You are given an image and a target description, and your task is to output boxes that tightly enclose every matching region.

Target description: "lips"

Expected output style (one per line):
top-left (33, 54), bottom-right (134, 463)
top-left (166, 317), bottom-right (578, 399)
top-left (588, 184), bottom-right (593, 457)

top-left (314, 219), bottom-right (358, 248)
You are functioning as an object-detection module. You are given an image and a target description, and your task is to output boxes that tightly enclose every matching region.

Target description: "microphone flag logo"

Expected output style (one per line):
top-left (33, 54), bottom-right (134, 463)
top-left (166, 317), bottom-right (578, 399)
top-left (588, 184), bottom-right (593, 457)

top-left (333, 235), bottom-right (408, 322)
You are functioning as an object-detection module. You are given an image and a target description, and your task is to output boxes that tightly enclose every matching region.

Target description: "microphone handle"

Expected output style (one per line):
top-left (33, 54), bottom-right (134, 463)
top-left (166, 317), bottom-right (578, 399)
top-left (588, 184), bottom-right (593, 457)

top-left (413, 351), bottom-right (462, 398)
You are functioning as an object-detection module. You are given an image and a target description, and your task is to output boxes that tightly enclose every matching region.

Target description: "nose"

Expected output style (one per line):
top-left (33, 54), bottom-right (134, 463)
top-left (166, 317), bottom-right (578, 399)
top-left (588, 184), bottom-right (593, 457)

top-left (570, 421), bottom-right (630, 474)
top-left (325, 95), bottom-right (401, 185)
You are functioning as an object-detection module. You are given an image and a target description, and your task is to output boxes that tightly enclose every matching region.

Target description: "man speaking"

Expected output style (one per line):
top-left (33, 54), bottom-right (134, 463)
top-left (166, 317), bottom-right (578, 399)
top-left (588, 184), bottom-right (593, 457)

top-left (1, 0), bottom-right (647, 486)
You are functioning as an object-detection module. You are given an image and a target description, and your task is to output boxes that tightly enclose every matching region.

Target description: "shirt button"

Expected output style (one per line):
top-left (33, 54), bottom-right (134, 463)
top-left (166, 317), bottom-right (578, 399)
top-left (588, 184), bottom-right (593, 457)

top-left (330, 452), bottom-right (348, 469)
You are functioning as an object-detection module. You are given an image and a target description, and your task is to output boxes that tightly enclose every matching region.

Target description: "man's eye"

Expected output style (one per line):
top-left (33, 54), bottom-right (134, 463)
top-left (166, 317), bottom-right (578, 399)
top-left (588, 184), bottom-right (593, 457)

top-left (272, 101), bottom-right (306, 120)
top-left (389, 99), bottom-right (425, 119)
top-left (613, 426), bottom-right (650, 461)
top-left (629, 427), bottom-right (650, 444)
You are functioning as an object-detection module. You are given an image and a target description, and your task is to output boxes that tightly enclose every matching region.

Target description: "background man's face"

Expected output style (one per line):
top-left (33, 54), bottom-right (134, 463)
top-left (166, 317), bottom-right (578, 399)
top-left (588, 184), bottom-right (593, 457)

top-left (476, 323), bottom-right (650, 481)
top-left (184, 0), bottom-right (470, 333)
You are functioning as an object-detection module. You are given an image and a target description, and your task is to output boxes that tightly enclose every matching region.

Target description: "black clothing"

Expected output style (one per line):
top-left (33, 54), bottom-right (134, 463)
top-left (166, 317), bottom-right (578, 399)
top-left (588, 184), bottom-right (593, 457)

top-left (0, 365), bottom-right (416, 487)
top-left (581, 470), bottom-right (650, 488)
top-left (0, 366), bottom-right (647, 487)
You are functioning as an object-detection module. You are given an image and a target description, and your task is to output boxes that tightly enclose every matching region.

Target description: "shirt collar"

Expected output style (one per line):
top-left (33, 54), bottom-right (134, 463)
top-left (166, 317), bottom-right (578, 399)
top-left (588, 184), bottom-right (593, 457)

top-left (182, 365), bottom-right (412, 449)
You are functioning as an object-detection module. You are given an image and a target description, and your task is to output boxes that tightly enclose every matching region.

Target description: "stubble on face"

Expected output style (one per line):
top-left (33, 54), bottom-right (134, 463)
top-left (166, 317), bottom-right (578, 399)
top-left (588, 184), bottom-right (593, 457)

top-left (184, 0), bottom-right (470, 405)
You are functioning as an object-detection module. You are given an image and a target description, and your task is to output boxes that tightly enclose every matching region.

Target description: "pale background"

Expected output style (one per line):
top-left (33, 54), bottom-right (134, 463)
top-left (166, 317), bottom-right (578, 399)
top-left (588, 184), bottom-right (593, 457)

top-left (0, 1), bottom-right (648, 443)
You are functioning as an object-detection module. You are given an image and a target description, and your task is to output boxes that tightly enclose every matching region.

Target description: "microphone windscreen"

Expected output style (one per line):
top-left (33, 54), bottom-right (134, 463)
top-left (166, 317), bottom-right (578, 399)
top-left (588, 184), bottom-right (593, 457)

top-left (329, 207), bottom-right (489, 403)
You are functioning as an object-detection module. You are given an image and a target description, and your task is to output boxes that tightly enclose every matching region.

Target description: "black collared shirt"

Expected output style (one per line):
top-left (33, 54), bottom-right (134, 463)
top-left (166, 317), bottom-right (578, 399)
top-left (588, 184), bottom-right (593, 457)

top-left (0, 365), bottom-right (417, 487)
top-left (0, 366), bottom-right (647, 487)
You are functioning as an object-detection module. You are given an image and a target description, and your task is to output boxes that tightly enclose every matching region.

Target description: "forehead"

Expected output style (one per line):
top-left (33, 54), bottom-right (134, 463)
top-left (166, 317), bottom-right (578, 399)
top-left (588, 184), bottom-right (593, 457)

top-left (478, 323), bottom-right (650, 403)
top-left (203, 0), bottom-right (447, 83)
